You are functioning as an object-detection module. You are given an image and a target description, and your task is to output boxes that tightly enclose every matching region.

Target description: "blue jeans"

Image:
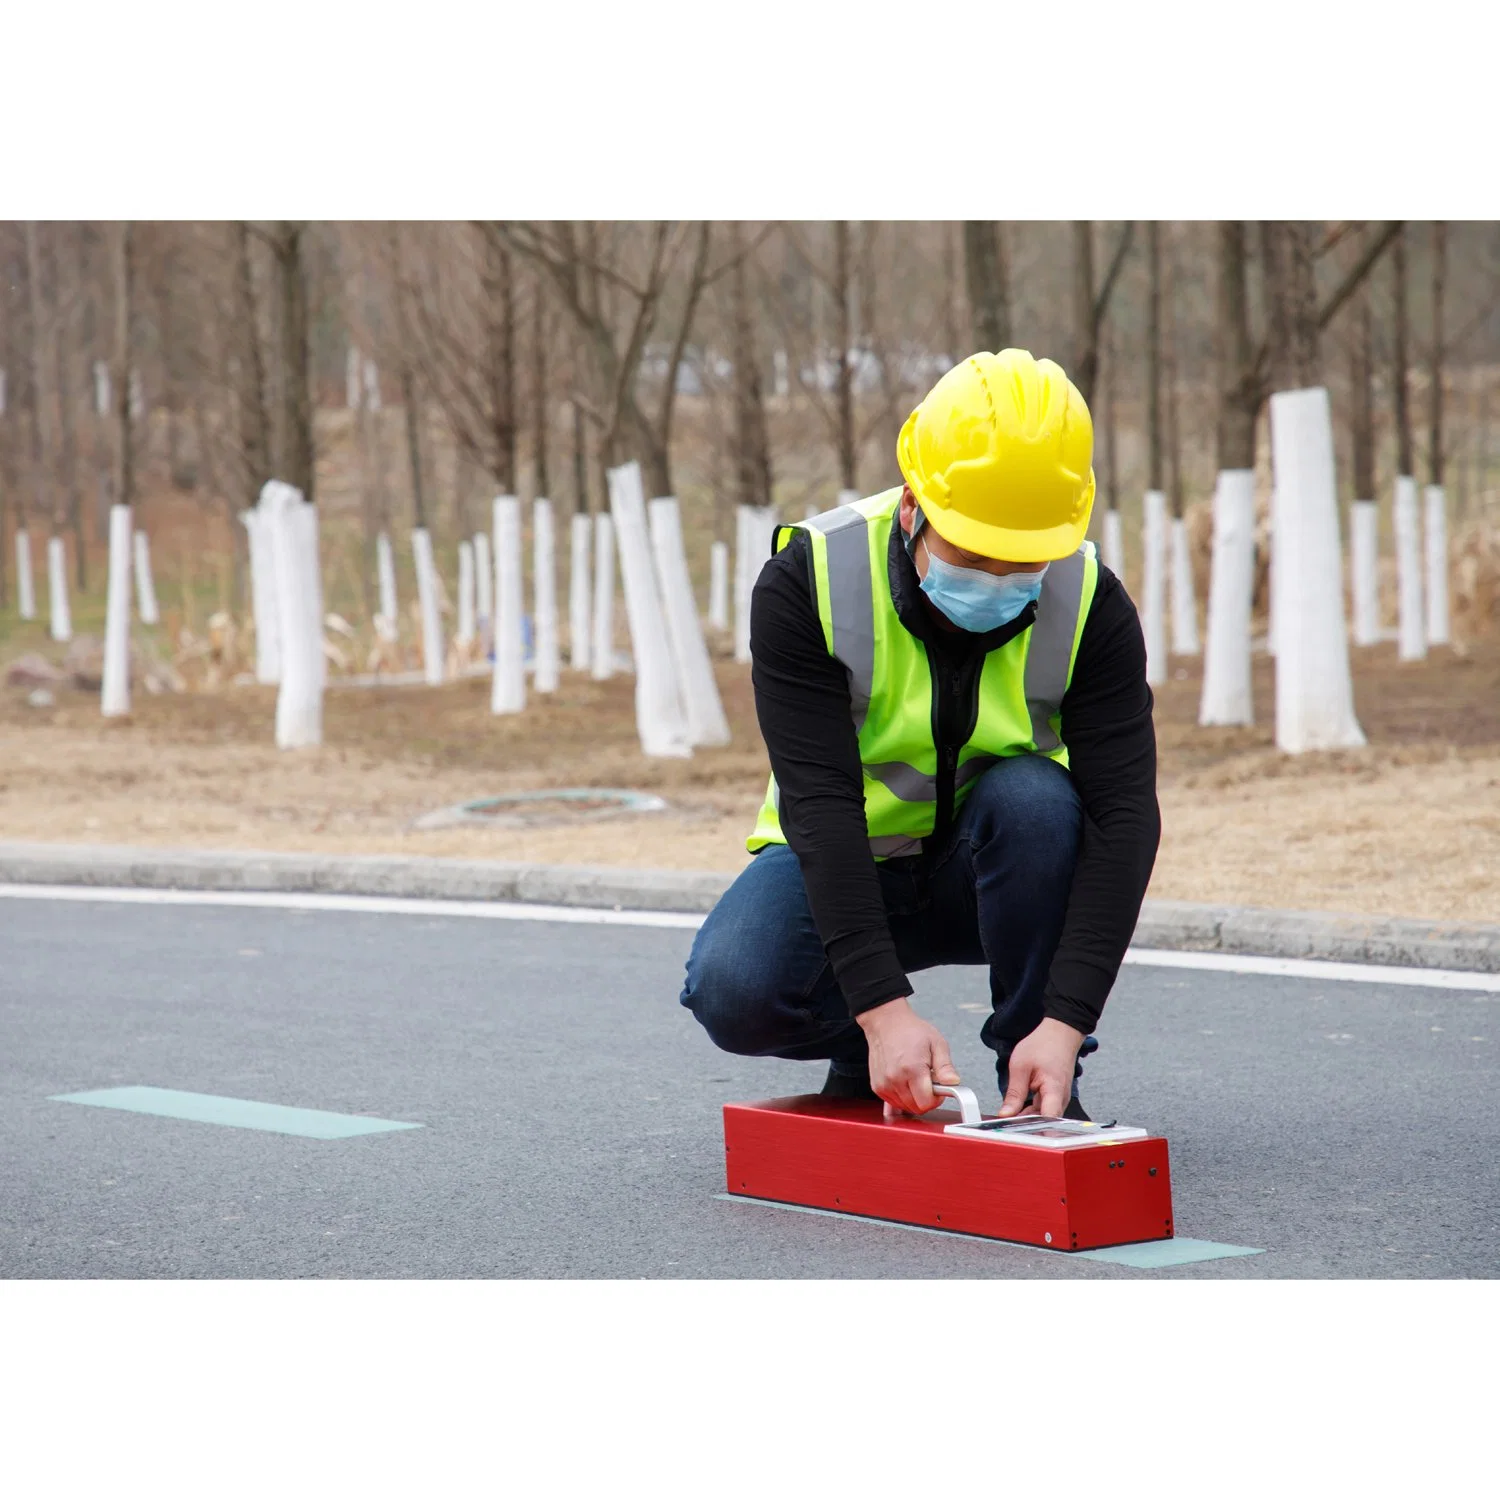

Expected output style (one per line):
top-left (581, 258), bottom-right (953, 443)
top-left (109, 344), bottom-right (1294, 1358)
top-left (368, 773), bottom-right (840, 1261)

top-left (680, 755), bottom-right (1092, 1098)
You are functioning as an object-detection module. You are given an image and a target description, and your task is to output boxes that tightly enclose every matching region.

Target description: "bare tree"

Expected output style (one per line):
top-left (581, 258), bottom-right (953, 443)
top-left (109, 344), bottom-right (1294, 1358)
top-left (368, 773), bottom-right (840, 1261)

top-left (1260, 221), bottom-right (1321, 390)
top-left (1393, 226), bottom-right (1414, 477)
top-left (963, 221), bottom-right (1010, 352)
top-left (115, 223), bottom-right (136, 512)
top-left (1146, 221), bottom-right (1164, 492)
top-left (728, 221), bottom-right (773, 512)
top-left (1429, 221), bottom-right (1447, 486)
top-left (23, 223), bottom-right (55, 542)
top-left (1350, 283), bottom-right (1376, 501)
top-left (252, 221), bottom-right (315, 501)
top-left (1071, 221), bottom-right (1134, 405)
top-left (1216, 222), bottom-right (1258, 470)
top-left (489, 220), bottom-right (718, 498)
top-left (532, 273), bottom-right (550, 499)
top-left (233, 222), bottom-right (272, 495)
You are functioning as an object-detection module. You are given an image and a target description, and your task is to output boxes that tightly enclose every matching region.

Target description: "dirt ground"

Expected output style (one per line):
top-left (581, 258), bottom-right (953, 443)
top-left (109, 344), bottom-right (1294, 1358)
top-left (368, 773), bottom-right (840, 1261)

top-left (2, 634), bottom-right (1498, 925)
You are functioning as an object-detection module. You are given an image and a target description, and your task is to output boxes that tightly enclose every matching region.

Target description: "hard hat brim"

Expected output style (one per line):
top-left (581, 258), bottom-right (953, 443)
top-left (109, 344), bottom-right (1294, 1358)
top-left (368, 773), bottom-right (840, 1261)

top-left (921, 478), bottom-right (1096, 564)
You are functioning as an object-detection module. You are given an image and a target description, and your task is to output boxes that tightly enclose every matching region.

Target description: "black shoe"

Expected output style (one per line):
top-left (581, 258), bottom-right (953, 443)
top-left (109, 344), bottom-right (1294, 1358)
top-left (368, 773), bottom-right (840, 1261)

top-left (820, 1064), bottom-right (879, 1102)
top-left (1063, 1095), bottom-right (1092, 1122)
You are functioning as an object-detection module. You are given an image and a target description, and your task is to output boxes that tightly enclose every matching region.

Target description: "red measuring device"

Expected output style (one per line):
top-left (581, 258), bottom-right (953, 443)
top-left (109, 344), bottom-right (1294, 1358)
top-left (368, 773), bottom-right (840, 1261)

top-left (723, 1085), bottom-right (1173, 1252)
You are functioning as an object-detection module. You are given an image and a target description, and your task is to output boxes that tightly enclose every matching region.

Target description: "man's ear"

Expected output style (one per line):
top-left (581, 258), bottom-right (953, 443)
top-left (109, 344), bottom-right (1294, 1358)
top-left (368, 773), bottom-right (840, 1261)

top-left (898, 486), bottom-right (916, 537)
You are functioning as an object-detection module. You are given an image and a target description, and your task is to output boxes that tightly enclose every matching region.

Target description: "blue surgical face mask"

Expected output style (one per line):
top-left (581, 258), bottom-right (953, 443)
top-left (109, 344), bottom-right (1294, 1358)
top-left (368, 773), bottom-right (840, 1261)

top-left (905, 510), bottom-right (1047, 633)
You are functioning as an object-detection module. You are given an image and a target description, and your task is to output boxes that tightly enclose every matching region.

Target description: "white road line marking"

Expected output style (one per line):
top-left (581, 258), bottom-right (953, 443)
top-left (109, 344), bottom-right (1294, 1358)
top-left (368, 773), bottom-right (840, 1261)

top-left (1124, 946), bottom-right (1500, 994)
top-left (2, 883), bottom-right (1497, 992)
top-left (0, 883), bottom-right (704, 929)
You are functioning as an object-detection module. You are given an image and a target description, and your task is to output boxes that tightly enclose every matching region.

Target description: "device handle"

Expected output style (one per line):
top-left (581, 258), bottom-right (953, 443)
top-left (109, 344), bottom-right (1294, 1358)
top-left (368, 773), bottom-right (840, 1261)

top-left (932, 1084), bottom-right (982, 1125)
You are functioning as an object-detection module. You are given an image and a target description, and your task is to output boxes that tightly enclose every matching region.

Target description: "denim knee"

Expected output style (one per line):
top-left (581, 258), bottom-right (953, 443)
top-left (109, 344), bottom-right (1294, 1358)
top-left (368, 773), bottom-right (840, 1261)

top-left (681, 924), bottom-right (782, 1056)
top-left (962, 755), bottom-right (1082, 875)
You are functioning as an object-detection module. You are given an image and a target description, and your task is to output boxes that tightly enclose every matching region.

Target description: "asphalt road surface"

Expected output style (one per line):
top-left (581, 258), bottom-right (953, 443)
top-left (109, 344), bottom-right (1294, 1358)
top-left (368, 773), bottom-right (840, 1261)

top-left (2, 891), bottom-right (1495, 1278)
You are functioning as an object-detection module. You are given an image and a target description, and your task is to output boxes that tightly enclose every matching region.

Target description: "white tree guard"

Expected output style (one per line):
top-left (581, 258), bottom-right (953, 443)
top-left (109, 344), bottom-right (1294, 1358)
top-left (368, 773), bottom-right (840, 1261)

top-left (1102, 508), bottom-right (1125, 582)
top-left (492, 496), bottom-right (525, 714)
top-left (533, 498), bottom-right (560, 694)
top-left (456, 540), bottom-right (476, 647)
top-left (363, 359), bottom-right (381, 412)
top-left (15, 529), bottom-right (35, 619)
top-left (345, 346), bottom-right (361, 410)
top-left (266, 482), bottom-right (325, 749)
top-left (1267, 487), bottom-right (1283, 657)
top-left (1198, 470), bottom-right (1257, 727)
top-left (734, 505), bottom-right (777, 663)
top-left (375, 531), bottom-right (398, 642)
top-left (1169, 515), bottom-right (1200, 655)
top-left (94, 360), bottom-right (111, 417)
top-left (1394, 476), bottom-right (1426, 661)
top-left (132, 530), bottom-right (159, 624)
top-left (608, 464), bottom-right (691, 757)
top-left (591, 512), bottom-right (616, 681)
top-left (837, 488), bottom-right (860, 508)
top-left (0, 367), bottom-right (7, 414)
top-left (242, 509), bottom-right (279, 683)
top-left (47, 536), bottom-right (72, 642)
top-left (649, 496), bottom-right (730, 747)
top-left (1268, 388), bottom-right (1365, 753)
top-left (129, 370), bottom-right (145, 419)
top-left (411, 528), bottom-right (444, 686)
top-left (1349, 500), bottom-right (1381, 647)
top-left (474, 530), bottom-right (493, 625)
top-left (1424, 484), bottom-right (1450, 645)
top-left (708, 540), bottom-right (729, 631)
top-left (101, 505), bottom-right (133, 719)
top-left (568, 513), bottom-right (591, 671)
top-left (1141, 490), bottom-right (1167, 684)
top-left (804, 503), bottom-right (820, 520)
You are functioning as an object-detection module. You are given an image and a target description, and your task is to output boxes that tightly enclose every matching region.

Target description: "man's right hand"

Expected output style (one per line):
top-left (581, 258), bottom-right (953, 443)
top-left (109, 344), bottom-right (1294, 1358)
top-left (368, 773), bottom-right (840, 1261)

top-left (856, 997), bottom-right (960, 1116)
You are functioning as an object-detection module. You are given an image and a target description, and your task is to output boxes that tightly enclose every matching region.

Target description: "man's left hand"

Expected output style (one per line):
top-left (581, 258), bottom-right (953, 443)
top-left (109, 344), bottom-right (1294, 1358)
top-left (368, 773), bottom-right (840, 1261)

top-left (996, 1018), bottom-right (1087, 1118)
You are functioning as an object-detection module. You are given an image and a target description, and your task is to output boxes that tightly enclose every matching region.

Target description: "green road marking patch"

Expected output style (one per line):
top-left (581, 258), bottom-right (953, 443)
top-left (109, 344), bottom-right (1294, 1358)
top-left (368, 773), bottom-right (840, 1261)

top-left (717, 1194), bottom-right (1265, 1268)
top-left (50, 1086), bottom-right (423, 1140)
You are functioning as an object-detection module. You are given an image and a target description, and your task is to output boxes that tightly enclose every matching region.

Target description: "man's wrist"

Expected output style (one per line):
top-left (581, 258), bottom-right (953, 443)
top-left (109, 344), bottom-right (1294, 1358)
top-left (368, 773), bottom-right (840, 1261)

top-left (855, 995), bottom-right (913, 1032)
top-left (1036, 1016), bottom-right (1087, 1048)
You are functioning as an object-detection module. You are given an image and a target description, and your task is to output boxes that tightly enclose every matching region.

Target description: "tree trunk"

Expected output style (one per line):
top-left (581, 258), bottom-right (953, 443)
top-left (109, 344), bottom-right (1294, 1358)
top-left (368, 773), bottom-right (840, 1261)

top-left (1260, 221), bottom-right (1320, 391)
top-left (1216, 222), bottom-right (1257, 471)
top-left (116, 223), bottom-right (136, 510)
top-left (833, 220), bottom-right (856, 490)
top-left (53, 229), bottom-right (86, 587)
top-left (274, 222), bottom-right (314, 502)
top-left (1350, 283), bottom-right (1375, 499)
top-left (1392, 226), bottom-right (1413, 476)
top-left (731, 221), bottom-right (773, 512)
top-left (401, 357), bottom-right (426, 529)
top-left (482, 231), bottom-right (517, 492)
top-left (942, 222), bottom-right (961, 359)
top-left (572, 399), bottom-right (590, 518)
top-left (1146, 221), bottom-right (1164, 492)
top-left (1428, 221), bottom-right (1446, 486)
top-left (1162, 232), bottom-right (1182, 518)
top-left (532, 278), bottom-right (549, 497)
top-left (234, 223), bottom-right (271, 496)
top-left (962, 221), bottom-right (1010, 352)
top-left (1072, 222), bottom-right (1097, 403)
top-left (1103, 321), bottom-right (1119, 510)
top-left (24, 222), bottom-right (54, 532)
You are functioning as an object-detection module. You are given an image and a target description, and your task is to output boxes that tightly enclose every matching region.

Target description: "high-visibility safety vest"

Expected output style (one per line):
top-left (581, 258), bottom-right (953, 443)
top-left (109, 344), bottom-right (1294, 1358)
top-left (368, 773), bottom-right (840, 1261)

top-left (747, 487), bottom-right (1099, 859)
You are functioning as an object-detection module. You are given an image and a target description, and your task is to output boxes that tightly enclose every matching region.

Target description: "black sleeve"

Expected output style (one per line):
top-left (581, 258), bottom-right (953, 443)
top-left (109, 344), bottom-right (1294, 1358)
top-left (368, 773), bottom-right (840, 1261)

top-left (1042, 564), bottom-right (1162, 1034)
top-left (749, 532), bottom-right (913, 1016)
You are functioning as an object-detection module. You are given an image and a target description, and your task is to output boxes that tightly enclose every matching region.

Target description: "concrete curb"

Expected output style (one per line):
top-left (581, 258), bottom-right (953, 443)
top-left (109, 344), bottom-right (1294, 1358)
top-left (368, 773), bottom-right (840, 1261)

top-left (1, 840), bottom-right (1497, 974)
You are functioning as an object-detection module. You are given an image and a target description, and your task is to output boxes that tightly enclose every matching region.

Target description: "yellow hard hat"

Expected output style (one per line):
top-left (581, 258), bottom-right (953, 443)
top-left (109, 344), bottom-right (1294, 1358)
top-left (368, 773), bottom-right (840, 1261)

top-left (896, 349), bottom-right (1096, 563)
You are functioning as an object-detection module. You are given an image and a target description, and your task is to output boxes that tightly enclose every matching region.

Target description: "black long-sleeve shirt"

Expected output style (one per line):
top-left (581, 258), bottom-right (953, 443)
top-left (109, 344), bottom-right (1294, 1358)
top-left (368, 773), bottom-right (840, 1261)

top-left (749, 520), bottom-right (1160, 1034)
